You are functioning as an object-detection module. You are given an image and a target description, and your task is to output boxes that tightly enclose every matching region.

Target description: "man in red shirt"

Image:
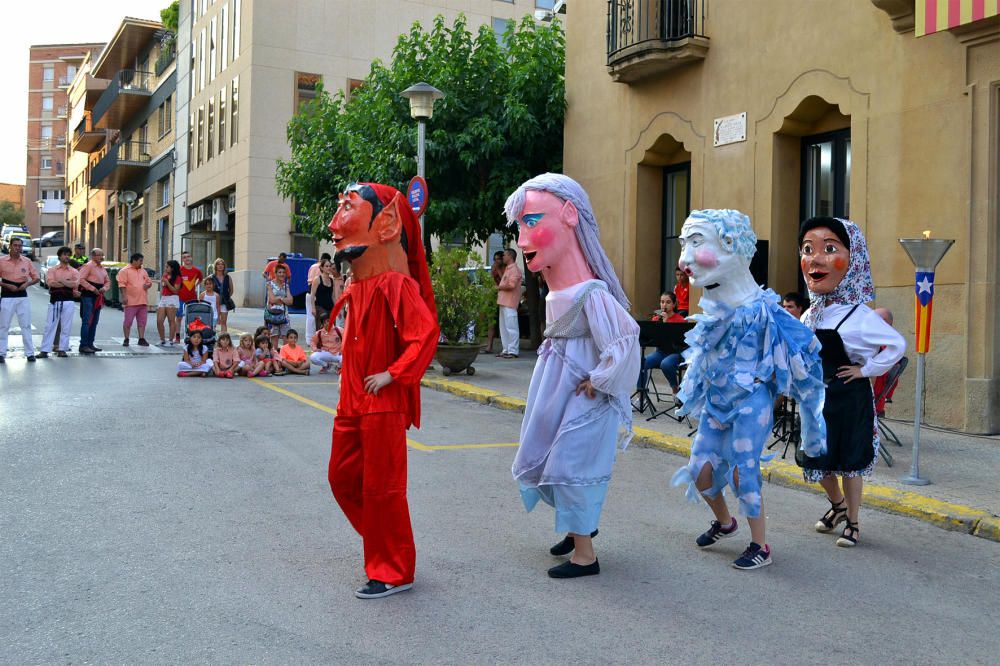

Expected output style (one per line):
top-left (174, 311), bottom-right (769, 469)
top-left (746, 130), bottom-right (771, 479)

top-left (326, 182), bottom-right (438, 600)
top-left (175, 251), bottom-right (203, 343)
top-left (673, 267), bottom-right (690, 316)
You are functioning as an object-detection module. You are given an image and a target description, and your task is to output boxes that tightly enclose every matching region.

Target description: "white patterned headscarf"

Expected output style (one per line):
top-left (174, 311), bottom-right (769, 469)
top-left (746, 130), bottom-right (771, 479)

top-left (801, 217), bottom-right (875, 330)
top-left (504, 173), bottom-right (630, 309)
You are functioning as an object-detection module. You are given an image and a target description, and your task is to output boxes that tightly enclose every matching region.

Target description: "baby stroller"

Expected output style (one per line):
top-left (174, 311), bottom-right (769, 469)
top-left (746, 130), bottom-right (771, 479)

top-left (184, 300), bottom-right (216, 353)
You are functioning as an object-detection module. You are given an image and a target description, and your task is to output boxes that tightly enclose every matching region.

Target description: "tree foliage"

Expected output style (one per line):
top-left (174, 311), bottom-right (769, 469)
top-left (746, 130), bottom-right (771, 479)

top-left (0, 201), bottom-right (25, 229)
top-left (275, 14), bottom-right (565, 245)
top-left (429, 247), bottom-right (496, 344)
top-left (160, 1), bottom-right (179, 34)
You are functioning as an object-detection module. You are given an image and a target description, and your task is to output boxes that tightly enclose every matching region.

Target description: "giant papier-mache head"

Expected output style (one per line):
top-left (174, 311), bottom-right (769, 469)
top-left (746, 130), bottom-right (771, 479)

top-left (504, 173), bottom-right (629, 309)
top-left (678, 209), bottom-right (757, 290)
top-left (328, 181), bottom-right (436, 317)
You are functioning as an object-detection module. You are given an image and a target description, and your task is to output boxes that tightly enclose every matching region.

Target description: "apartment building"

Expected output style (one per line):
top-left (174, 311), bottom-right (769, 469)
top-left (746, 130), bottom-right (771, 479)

top-left (24, 43), bottom-right (104, 239)
top-left (563, 0), bottom-right (1000, 432)
top-left (0, 183), bottom-right (25, 208)
top-left (174, 0), bottom-right (558, 304)
top-left (67, 18), bottom-right (176, 269)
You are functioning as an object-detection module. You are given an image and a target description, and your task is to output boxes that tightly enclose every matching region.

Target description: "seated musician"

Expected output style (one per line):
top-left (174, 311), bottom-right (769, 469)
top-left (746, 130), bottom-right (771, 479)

top-left (638, 291), bottom-right (686, 401)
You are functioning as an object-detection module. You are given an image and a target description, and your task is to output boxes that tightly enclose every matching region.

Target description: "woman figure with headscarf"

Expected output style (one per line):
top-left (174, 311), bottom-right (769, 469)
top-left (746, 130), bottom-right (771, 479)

top-left (796, 217), bottom-right (905, 547)
top-left (506, 173), bottom-right (639, 579)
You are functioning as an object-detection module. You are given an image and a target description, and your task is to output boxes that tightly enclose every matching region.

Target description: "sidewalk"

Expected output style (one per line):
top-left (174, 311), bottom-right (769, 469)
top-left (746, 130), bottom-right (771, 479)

top-left (420, 347), bottom-right (1000, 543)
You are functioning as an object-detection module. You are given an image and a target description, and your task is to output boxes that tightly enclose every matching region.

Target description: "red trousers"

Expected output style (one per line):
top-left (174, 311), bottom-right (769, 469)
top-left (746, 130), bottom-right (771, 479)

top-left (328, 412), bottom-right (415, 585)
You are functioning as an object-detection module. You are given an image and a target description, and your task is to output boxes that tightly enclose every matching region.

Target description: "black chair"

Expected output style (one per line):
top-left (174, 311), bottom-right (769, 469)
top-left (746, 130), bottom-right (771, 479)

top-left (875, 356), bottom-right (909, 467)
top-left (631, 320), bottom-right (694, 422)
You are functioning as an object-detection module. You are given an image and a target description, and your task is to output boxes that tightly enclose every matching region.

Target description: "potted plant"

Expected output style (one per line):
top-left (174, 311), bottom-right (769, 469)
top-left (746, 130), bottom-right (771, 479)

top-left (430, 246), bottom-right (497, 376)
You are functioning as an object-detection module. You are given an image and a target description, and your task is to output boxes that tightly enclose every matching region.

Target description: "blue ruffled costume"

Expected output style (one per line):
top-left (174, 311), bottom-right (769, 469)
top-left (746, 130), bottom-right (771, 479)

top-left (671, 289), bottom-right (827, 517)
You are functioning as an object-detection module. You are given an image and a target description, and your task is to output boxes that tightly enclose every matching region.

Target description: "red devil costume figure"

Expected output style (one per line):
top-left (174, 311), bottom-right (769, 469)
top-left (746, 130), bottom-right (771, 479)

top-left (326, 182), bottom-right (439, 599)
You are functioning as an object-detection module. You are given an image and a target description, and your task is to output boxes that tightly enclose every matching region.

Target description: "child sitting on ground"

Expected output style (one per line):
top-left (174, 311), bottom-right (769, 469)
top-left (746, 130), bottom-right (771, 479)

top-left (256, 335), bottom-right (280, 375)
top-left (309, 314), bottom-right (343, 374)
top-left (278, 328), bottom-right (310, 375)
top-left (178, 330), bottom-right (213, 377)
top-left (237, 333), bottom-right (263, 377)
top-left (212, 332), bottom-right (239, 378)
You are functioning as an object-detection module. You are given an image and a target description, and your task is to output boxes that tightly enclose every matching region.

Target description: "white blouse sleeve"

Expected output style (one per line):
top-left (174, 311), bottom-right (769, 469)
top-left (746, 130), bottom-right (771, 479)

top-left (843, 307), bottom-right (906, 378)
top-left (584, 288), bottom-right (641, 398)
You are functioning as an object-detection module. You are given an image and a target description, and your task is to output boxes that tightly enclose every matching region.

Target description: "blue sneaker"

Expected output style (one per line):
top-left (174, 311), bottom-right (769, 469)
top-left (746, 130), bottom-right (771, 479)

top-left (732, 542), bottom-right (772, 570)
top-left (695, 518), bottom-right (738, 548)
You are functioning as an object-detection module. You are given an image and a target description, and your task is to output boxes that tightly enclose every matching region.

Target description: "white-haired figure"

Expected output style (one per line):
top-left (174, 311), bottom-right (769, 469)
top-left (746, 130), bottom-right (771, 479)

top-left (671, 209), bottom-right (826, 570)
top-left (506, 173), bottom-right (639, 579)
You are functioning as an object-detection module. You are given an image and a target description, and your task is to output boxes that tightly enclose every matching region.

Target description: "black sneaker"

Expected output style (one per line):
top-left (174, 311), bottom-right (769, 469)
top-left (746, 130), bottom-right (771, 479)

top-left (0, 356), bottom-right (5, 363)
top-left (35, 351), bottom-right (49, 359)
top-left (26, 355), bottom-right (36, 362)
top-left (137, 338), bottom-right (150, 347)
top-left (122, 338), bottom-right (129, 347)
top-left (354, 580), bottom-right (412, 599)
top-left (91, 346), bottom-right (103, 352)
top-left (732, 542), bottom-right (772, 570)
top-left (56, 351), bottom-right (68, 358)
top-left (548, 559), bottom-right (600, 578)
top-left (550, 529), bottom-right (599, 556)
top-left (696, 518), bottom-right (738, 548)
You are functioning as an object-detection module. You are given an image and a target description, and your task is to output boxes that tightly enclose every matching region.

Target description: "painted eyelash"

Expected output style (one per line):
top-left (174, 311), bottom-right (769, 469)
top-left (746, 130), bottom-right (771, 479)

top-left (522, 213), bottom-right (544, 227)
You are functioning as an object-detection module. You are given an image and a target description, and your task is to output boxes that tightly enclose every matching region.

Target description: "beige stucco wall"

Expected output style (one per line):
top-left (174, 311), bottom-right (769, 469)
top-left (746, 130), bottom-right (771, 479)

top-left (564, 0), bottom-right (1000, 432)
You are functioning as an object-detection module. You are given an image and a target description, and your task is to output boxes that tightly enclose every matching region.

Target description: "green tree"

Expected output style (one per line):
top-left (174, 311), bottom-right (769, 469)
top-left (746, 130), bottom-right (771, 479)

top-left (160, 1), bottom-right (179, 34)
top-left (0, 201), bottom-right (25, 229)
top-left (275, 14), bottom-right (565, 246)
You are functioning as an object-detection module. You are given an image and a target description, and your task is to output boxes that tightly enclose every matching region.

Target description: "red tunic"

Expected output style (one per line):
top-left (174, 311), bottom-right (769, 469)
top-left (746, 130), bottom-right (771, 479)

top-left (330, 271), bottom-right (439, 428)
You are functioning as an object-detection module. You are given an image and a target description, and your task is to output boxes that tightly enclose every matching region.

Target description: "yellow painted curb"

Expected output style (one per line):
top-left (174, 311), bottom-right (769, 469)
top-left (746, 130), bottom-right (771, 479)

top-left (972, 516), bottom-right (1000, 542)
top-left (421, 376), bottom-right (999, 542)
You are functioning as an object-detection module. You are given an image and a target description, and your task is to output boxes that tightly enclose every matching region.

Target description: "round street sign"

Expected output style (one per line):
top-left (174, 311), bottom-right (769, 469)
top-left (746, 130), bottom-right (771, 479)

top-left (407, 176), bottom-right (429, 218)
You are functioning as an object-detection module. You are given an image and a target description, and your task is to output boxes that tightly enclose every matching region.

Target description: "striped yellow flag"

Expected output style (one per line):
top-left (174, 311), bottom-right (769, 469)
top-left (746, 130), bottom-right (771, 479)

top-left (916, 0), bottom-right (1000, 36)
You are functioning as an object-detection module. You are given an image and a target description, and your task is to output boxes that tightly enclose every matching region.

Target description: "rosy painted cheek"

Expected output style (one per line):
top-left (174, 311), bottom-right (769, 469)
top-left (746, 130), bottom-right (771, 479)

top-left (800, 257), bottom-right (809, 274)
top-left (694, 248), bottom-right (718, 268)
top-left (528, 226), bottom-right (555, 248)
top-left (833, 257), bottom-right (848, 271)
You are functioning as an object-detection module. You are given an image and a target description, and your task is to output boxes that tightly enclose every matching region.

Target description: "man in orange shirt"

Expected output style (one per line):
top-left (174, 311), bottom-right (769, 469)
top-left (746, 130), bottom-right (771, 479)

top-left (116, 253), bottom-right (153, 347)
top-left (496, 248), bottom-right (522, 358)
top-left (262, 252), bottom-right (291, 285)
top-left (38, 246), bottom-right (80, 358)
top-left (77, 248), bottom-right (111, 353)
top-left (0, 236), bottom-right (40, 362)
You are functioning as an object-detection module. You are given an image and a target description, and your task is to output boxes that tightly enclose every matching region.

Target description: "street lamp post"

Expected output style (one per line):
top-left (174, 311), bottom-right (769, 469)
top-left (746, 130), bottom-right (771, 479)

top-left (35, 200), bottom-right (44, 260)
top-left (897, 233), bottom-right (955, 486)
top-left (121, 190), bottom-right (137, 259)
top-left (399, 82), bottom-right (445, 234)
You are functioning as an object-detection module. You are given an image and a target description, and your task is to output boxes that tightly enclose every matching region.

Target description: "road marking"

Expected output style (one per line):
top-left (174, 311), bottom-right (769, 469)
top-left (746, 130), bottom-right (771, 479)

top-left (247, 378), bottom-right (517, 452)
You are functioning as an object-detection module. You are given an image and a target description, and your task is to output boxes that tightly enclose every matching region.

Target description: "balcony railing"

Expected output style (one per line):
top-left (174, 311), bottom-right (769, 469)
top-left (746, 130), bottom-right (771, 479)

top-left (155, 38), bottom-right (176, 76)
top-left (91, 69), bottom-right (153, 129)
top-left (58, 74), bottom-right (73, 87)
top-left (72, 117), bottom-right (106, 153)
top-left (606, 0), bottom-right (709, 83)
top-left (90, 140), bottom-right (152, 190)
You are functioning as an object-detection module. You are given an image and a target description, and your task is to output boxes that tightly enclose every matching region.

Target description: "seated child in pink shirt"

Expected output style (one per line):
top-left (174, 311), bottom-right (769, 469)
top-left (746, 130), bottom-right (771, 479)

top-left (212, 333), bottom-right (239, 378)
top-left (237, 333), bottom-right (264, 377)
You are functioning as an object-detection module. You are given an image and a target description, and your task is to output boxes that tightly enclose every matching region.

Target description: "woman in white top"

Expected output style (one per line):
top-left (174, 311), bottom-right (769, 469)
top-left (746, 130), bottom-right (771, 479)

top-left (796, 217), bottom-right (905, 548)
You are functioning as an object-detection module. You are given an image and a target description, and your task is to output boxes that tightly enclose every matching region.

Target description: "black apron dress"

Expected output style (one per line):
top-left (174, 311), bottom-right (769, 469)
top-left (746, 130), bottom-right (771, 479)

top-left (796, 305), bottom-right (876, 473)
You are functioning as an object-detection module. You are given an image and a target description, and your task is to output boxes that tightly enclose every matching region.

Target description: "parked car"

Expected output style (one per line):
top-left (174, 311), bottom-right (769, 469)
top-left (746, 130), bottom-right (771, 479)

top-left (0, 223), bottom-right (28, 241)
top-left (2, 231), bottom-right (34, 257)
top-left (39, 256), bottom-right (60, 288)
top-left (33, 231), bottom-right (64, 248)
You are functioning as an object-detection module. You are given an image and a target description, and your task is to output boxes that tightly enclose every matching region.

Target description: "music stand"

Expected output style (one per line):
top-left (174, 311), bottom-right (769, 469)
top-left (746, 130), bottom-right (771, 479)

top-left (633, 320), bottom-right (693, 422)
top-left (768, 397), bottom-right (801, 459)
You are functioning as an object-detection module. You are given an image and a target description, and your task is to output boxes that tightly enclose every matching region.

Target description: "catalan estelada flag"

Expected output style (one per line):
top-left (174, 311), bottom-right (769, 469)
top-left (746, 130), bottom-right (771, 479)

top-left (916, 0), bottom-right (1000, 37)
top-left (914, 271), bottom-right (936, 353)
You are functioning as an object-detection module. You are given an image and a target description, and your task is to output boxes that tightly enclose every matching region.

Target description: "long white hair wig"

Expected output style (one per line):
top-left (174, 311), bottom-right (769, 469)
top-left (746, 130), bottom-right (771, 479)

top-left (503, 173), bottom-right (630, 309)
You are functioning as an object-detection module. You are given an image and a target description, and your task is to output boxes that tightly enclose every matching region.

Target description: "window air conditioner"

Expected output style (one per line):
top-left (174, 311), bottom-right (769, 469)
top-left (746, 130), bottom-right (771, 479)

top-left (227, 192), bottom-right (236, 213)
top-left (212, 197), bottom-right (228, 231)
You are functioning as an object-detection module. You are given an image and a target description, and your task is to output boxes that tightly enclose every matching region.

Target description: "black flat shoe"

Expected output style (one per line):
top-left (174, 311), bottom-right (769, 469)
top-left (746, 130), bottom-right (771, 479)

top-left (549, 529), bottom-right (599, 556)
top-left (548, 559), bottom-right (600, 579)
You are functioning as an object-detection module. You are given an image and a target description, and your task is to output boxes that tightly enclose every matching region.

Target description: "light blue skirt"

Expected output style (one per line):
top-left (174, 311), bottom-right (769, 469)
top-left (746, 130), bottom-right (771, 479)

top-left (519, 482), bottom-right (609, 535)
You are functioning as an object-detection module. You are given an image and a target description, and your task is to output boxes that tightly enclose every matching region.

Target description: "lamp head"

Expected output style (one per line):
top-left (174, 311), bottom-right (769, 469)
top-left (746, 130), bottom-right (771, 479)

top-left (121, 190), bottom-right (137, 205)
top-left (400, 82), bottom-right (445, 120)
top-left (898, 238), bottom-right (955, 271)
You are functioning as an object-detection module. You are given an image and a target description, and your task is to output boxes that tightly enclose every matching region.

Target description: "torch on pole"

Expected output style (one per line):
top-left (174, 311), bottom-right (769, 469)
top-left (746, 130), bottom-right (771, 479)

top-left (897, 232), bottom-right (955, 486)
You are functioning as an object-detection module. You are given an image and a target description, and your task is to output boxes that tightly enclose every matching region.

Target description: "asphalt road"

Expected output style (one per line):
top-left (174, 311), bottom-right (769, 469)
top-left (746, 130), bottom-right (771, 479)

top-left (2, 316), bottom-right (999, 663)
